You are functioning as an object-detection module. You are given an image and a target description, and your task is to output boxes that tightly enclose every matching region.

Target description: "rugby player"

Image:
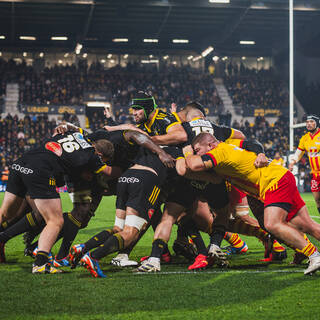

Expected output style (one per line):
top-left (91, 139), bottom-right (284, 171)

top-left (0, 131), bottom-right (116, 273)
top-left (289, 115), bottom-right (320, 214)
top-left (185, 132), bottom-right (320, 275)
top-left (69, 146), bottom-right (184, 277)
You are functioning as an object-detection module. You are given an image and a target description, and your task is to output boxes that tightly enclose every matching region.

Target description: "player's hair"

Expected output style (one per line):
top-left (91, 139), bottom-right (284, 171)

top-left (191, 132), bottom-right (216, 147)
top-left (184, 101), bottom-right (206, 116)
top-left (94, 139), bottom-right (114, 161)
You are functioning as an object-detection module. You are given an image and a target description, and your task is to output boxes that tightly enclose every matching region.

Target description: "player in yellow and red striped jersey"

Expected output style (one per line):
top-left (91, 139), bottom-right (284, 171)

top-left (289, 115), bottom-right (320, 214)
top-left (184, 132), bottom-right (320, 275)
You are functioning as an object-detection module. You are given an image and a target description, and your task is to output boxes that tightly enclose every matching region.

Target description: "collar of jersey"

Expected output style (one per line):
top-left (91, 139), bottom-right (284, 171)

top-left (309, 128), bottom-right (320, 139)
top-left (191, 117), bottom-right (203, 121)
top-left (144, 109), bottom-right (159, 133)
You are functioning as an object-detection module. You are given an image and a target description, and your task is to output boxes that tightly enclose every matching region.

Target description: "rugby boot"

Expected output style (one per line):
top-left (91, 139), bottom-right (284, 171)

top-left (291, 252), bottom-right (308, 265)
top-left (53, 257), bottom-right (70, 268)
top-left (80, 253), bottom-right (106, 278)
top-left (208, 244), bottom-right (229, 267)
top-left (0, 242), bottom-right (5, 263)
top-left (304, 254), bottom-right (320, 275)
top-left (188, 254), bottom-right (208, 270)
top-left (137, 258), bottom-right (161, 272)
top-left (111, 253), bottom-right (138, 267)
top-left (225, 241), bottom-right (248, 255)
top-left (69, 244), bottom-right (86, 269)
top-left (140, 252), bottom-right (172, 264)
top-left (32, 263), bottom-right (62, 274)
top-left (173, 238), bottom-right (197, 261)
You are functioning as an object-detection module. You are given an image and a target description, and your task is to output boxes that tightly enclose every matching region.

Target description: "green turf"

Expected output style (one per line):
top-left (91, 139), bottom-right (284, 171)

top-left (1, 193), bottom-right (320, 320)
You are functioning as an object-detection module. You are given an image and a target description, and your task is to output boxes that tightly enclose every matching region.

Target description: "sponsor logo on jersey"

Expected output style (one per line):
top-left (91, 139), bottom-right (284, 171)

top-left (118, 177), bottom-right (140, 183)
top-left (45, 141), bottom-right (62, 157)
top-left (11, 163), bottom-right (34, 174)
top-left (73, 132), bottom-right (91, 149)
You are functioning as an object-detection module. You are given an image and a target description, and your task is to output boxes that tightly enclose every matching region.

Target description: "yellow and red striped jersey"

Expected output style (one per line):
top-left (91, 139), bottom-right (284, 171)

top-left (297, 129), bottom-right (320, 178)
top-left (201, 142), bottom-right (287, 201)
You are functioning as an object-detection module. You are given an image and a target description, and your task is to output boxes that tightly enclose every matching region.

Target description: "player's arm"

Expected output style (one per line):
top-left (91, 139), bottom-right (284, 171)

top-left (123, 130), bottom-right (175, 168)
top-left (183, 145), bottom-right (210, 172)
top-left (289, 148), bottom-right (305, 171)
top-left (104, 124), bottom-right (147, 135)
top-left (96, 164), bottom-right (123, 179)
top-left (227, 138), bottom-right (268, 168)
top-left (53, 122), bottom-right (83, 136)
top-left (230, 128), bottom-right (246, 140)
top-left (150, 123), bottom-right (187, 145)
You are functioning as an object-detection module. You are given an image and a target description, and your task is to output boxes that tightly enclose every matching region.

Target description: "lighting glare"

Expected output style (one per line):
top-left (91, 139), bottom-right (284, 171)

top-left (241, 56), bottom-right (246, 60)
top-left (172, 39), bottom-right (189, 43)
top-left (163, 55), bottom-right (169, 60)
top-left (0, 52), bottom-right (2, 56)
top-left (20, 36), bottom-right (36, 41)
top-left (64, 53), bottom-right (69, 58)
top-left (75, 43), bottom-right (82, 54)
top-left (58, 60), bottom-right (63, 64)
top-left (201, 46), bottom-right (214, 57)
top-left (112, 38), bottom-right (128, 42)
top-left (209, 0), bottom-right (230, 3)
top-left (143, 39), bottom-right (158, 43)
top-left (240, 40), bottom-right (255, 45)
top-left (0, 36), bottom-right (5, 40)
top-left (39, 52), bottom-right (44, 58)
top-left (222, 56), bottom-right (228, 61)
top-left (110, 59), bottom-right (115, 63)
top-left (83, 53), bottom-right (87, 58)
top-left (123, 54), bottom-right (129, 59)
top-left (141, 59), bottom-right (159, 64)
top-left (193, 56), bottom-right (202, 62)
top-left (23, 52), bottom-right (27, 57)
top-left (51, 36), bottom-right (68, 41)
top-left (100, 59), bottom-right (106, 63)
top-left (187, 55), bottom-right (193, 60)
top-left (212, 56), bottom-right (219, 62)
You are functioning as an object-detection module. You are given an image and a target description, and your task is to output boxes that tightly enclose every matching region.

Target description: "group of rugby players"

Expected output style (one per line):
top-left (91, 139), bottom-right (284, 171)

top-left (1, 91), bottom-right (320, 278)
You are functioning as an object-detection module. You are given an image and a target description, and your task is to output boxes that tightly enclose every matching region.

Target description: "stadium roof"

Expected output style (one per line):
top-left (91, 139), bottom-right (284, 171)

top-left (0, 0), bottom-right (320, 57)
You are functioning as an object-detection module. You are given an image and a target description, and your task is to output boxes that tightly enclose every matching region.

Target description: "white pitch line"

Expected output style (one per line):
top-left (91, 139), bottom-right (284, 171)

top-left (310, 216), bottom-right (320, 219)
top-left (132, 269), bottom-right (306, 275)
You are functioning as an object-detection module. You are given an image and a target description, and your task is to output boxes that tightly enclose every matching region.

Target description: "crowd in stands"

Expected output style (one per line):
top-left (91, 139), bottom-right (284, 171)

top-left (224, 67), bottom-right (289, 109)
top-left (0, 58), bottom-right (314, 190)
top-left (0, 58), bottom-right (223, 115)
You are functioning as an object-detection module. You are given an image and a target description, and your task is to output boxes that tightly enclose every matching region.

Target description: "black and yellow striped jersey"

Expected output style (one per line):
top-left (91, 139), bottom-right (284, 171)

top-left (137, 109), bottom-right (181, 136)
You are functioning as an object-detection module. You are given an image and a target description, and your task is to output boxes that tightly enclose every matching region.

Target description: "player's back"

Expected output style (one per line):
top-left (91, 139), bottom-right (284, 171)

top-left (206, 142), bottom-right (287, 199)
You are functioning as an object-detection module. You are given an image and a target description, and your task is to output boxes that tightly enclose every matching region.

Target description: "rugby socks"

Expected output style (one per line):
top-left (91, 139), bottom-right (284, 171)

top-left (297, 242), bottom-right (318, 257)
top-left (150, 238), bottom-right (167, 258)
top-left (210, 228), bottom-right (225, 247)
top-left (56, 212), bottom-right (81, 260)
top-left (318, 207), bottom-right (320, 214)
top-left (34, 251), bottom-right (49, 266)
top-left (224, 233), bottom-right (245, 249)
top-left (272, 240), bottom-right (286, 252)
top-left (228, 217), bottom-right (268, 242)
top-left (84, 229), bottom-right (113, 252)
top-left (91, 233), bottom-right (124, 260)
top-left (190, 231), bottom-right (207, 255)
top-left (0, 212), bottom-right (44, 243)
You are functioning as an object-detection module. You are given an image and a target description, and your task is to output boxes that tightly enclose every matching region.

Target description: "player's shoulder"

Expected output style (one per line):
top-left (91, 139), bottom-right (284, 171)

top-left (156, 110), bottom-right (180, 123)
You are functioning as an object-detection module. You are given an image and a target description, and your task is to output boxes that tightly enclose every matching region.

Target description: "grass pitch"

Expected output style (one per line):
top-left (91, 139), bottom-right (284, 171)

top-left (1, 193), bottom-right (320, 320)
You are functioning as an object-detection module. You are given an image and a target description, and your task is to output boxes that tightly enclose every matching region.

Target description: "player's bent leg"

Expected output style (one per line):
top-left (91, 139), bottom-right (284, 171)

top-left (32, 198), bottom-right (64, 274)
top-left (0, 192), bottom-right (24, 224)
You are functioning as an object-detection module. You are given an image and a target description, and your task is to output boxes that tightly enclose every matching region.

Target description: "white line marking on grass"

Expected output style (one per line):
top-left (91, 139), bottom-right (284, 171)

top-left (132, 269), bottom-right (305, 275)
top-left (310, 216), bottom-right (320, 219)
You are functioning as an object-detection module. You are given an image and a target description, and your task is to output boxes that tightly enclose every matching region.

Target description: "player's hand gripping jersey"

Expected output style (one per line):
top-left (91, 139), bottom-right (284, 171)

top-left (201, 142), bottom-right (288, 201)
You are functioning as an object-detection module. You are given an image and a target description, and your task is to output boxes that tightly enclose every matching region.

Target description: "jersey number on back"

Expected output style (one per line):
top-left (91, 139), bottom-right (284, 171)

top-left (192, 126), bottom-right (214, 136)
